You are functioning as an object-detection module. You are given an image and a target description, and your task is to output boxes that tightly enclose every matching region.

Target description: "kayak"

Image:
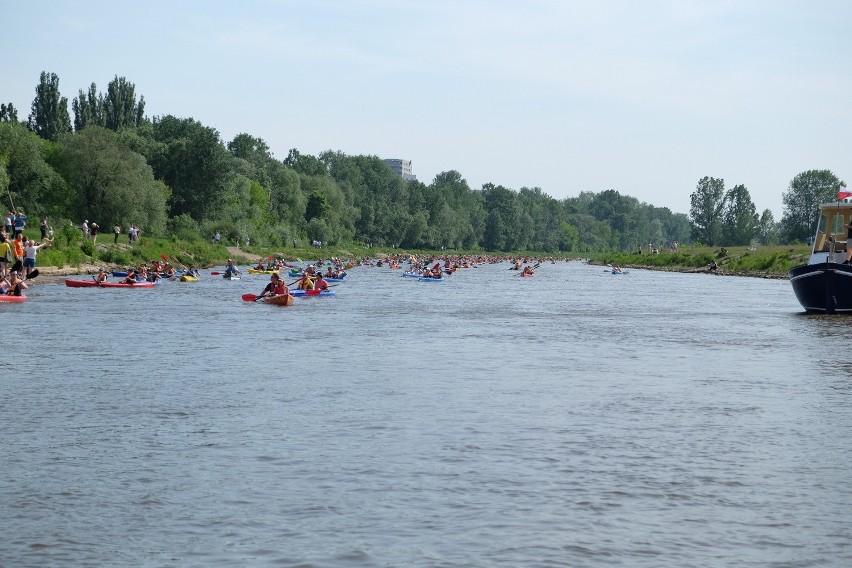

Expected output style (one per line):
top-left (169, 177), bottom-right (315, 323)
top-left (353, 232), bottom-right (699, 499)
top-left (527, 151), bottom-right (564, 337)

top-left (222, 273), bottom-right (241, 280)
top-left (263, 294), bottom-right (295, 306)
top-left (0, 294), bottom-right (27, 303)
top-left (180, 274), bottom-right (199, 282)
top-left (248, 268), bottom-right (279, 274)
top-left (418, 276), bottom-right (444, 282)
top-left (65, 279), bottom-right (156, 288)
top-left (521, 273), bottom-right (534, 277)
top-left (290, 289), bottom-right (335, 297)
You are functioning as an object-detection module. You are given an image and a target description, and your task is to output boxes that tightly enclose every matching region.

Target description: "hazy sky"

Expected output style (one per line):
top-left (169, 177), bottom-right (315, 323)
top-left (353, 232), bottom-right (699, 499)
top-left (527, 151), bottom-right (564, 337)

top-left (4, 0), bottom-right (851, 218)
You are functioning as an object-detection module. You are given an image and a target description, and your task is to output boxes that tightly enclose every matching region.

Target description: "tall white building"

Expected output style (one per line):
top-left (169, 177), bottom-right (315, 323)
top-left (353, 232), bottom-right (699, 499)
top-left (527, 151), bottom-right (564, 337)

top-left (383, 158), bottom-right (417, 181)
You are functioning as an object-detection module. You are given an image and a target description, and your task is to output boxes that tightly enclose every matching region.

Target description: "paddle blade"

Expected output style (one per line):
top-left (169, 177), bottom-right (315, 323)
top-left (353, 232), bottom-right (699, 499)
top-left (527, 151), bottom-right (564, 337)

top-left (161, 253), bottom-right (169, 261)
top-left (211, 271), bottom-right (221, 275)
top-left (242, 293), bottom-right (258, 302)
top-left (26, 269), bottom-right (39, 279)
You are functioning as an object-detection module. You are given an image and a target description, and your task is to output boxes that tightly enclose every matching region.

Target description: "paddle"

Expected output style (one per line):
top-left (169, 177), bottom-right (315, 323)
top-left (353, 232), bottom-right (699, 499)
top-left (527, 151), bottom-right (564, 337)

top-left (25, 269), bottom-right (38, 280)
top-left (242, 293), bottom-right (259, 302)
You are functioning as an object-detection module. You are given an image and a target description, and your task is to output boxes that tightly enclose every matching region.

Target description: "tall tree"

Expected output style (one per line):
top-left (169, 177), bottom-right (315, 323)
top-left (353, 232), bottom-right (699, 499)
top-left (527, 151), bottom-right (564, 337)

top-left (780, 169), bottom-right (845, 242)
top-left (721, 184), bottom-right (758, 245)
top-left (103, 76), bottom-right (145, 130)
top-left (689, 176), bottom-right (725, 246)
top-left (756, 209), bottom-right (779, 245)
top-left (72, 83), bottom-right (103, 131)
top-left (28, 71), bottom-right (71, 141)
top-left (0, 103), bottom-right (18, 123)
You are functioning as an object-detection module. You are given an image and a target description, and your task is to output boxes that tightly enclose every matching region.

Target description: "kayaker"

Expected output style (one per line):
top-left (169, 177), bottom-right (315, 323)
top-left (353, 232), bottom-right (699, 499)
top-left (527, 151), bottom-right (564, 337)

top-left (123, 268), bottom-right (138, 284)
top-left (95, 268), bottom-right (108, 284)
top-left (187, 265), bottom-right (200, 277)
top-left (7, 271), bottom-right (27, 296)
top-left (297, 272), bottom-right (315, 290)
top-left (314, 274), bottom-right (330, 291)
top-left (522, 265), bottom-right (534, 276)
top-left (259, 274), bottom-right (289, 298)
top-left (224, 259), bottom-right (240, 278)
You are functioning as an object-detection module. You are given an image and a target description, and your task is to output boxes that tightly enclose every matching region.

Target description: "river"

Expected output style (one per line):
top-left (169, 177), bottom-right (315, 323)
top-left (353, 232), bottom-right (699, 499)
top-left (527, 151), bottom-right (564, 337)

top-left (1, 261), bottom-right (850, 567)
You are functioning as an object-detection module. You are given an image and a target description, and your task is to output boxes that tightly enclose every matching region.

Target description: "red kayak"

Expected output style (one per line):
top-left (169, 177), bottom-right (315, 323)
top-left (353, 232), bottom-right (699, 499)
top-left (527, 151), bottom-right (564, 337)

top-left (0, 294), bottom-right (27, 302)
top-left (65, 279), bottom-right (156, 288)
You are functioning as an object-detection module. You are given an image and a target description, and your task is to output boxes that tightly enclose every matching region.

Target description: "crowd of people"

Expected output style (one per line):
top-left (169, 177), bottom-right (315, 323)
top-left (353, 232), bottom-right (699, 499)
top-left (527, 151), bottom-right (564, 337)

top-left (1, 213), bottom-right (53, 296)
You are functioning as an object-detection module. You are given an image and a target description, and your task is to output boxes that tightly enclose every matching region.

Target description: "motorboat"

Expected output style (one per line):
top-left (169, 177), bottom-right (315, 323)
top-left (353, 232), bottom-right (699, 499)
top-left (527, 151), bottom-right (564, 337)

top-left (789, 200), bottom-right (852, 312)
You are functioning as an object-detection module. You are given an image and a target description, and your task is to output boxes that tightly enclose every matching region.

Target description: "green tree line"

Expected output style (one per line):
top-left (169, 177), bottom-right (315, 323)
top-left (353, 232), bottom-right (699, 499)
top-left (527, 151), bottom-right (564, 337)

top-left (1, 71), bottom-right (845, 252)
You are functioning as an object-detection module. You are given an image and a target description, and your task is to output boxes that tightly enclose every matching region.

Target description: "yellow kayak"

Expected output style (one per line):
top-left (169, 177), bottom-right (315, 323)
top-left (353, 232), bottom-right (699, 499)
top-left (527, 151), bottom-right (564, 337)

top-left (248, 268), bottom-right (279, 274)
top-left (179, 274), bottom-right (199, 282)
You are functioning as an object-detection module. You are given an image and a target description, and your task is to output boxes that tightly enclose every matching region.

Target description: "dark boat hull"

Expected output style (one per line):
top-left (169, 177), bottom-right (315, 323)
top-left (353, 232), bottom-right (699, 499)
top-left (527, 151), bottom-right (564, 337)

top-left (789, 262), bottom-right (852, 313)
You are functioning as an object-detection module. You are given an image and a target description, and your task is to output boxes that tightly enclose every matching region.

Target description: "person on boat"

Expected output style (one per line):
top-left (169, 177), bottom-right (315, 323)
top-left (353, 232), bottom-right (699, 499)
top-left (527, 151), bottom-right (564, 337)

top-left (95, 267), bottom-right (108, 284)
top-left (845, 219), bottom-right (852, 264)
top-left (123, 268), bottom-right (138, 284)
top-left (522, 265), bottom-right (534, 276)
top-left (326, 266), bottom-right (337, 279)
top-left (187, 265), bottom-right (200, 277)
top-left (259, 274), bottom-right (290, 298)
top-left (612, 265), bottom-right (623, 274)
top-left (430, 263), bottom-right (443, 279)
top-left (306, 265), bottom-right (317, 277)
top-left (7, 271), bottom-right (27, 296)
top-left (314, 274), bottom-right (330, 292)
top-left (255, 261), bottom-right (265, 271)
top-left (297, 272), bottom-right (315, 290)
top-left (224, 259), bottom-right (240, 278)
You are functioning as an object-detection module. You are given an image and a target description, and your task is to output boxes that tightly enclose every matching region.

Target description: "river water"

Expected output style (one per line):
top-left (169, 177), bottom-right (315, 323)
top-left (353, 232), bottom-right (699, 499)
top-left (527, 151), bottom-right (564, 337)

top-left (2, 261), bottom-right (850, 567)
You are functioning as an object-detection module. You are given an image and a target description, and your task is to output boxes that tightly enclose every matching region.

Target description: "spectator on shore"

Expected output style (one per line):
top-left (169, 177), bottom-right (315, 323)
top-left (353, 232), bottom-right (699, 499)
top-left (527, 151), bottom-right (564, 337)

top-left (114, 223), bottom-right (121, 243)
top-left (90, 222), bottom-right (100, 244)
top-left (13, 210), bottom-right (26, 237)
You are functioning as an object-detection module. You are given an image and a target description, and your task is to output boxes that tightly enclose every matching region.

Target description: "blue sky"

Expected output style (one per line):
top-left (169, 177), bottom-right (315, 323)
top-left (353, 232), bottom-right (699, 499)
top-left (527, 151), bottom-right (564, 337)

top-left (4, 0), bottom-right (851, 219)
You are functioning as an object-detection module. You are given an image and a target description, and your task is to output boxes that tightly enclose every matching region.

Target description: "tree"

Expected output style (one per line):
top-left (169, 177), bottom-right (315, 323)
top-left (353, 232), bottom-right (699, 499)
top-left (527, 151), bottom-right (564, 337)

top-left (0, 103), bottom-right (18, 123)
top-left (54, 126), bottom-right (167, 234)
top-left (102, 76), bottom-right (145, 130)
top-left (28, 71), bottom-right (71, 141)
top-left (72, 83), bottom-right (102, 131)
top-left (781, 169), bottom-right (845, 242)
top-left (721, 184), bottom-right (758, 245)
top-left (148, 115), bottom-right (231, 221)
top-left (689, 176), bottom-right (725, 245)
top-left (756, 209), bottom-right (779, 245)
top-left (0, 121), bottom-right (70, 217)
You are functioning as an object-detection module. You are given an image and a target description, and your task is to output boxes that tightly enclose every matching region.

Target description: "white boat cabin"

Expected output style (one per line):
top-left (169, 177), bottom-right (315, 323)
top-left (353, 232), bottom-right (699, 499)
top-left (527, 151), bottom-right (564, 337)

top-left (810, 202), bottom-right (852, 265)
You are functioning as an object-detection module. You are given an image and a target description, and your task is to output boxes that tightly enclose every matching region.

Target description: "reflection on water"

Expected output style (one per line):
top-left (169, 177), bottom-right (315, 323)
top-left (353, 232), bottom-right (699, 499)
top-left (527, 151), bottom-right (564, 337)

top-left (1, 262), bottom-right (851, 567)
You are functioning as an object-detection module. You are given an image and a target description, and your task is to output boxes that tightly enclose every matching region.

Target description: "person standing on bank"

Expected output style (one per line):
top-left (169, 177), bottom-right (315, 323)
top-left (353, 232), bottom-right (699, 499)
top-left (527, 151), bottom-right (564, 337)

top-left (114, 223), bottom-right (121, 243)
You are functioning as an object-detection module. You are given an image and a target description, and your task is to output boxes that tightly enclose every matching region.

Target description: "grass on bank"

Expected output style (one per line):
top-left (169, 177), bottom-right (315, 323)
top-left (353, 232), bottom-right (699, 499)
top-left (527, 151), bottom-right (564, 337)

top-left (592, 244), bottom-right (811, 277)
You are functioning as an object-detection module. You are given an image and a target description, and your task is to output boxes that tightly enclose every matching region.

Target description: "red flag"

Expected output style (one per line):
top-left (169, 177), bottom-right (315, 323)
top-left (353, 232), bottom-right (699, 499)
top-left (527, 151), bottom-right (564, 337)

top-left (839, 191), bottom-right (852, 201)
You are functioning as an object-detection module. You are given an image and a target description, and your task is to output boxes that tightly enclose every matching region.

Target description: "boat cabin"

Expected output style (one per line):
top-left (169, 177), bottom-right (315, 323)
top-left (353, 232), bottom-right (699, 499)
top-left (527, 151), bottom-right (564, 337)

top-left (810, 202), bottom-right (852, 265)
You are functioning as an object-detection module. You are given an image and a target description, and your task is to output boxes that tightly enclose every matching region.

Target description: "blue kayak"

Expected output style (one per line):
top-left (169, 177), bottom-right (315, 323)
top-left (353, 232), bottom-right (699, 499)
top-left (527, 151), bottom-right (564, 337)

top-left (290, 289), bottom-right (336, 296)
top-left (418, 276), bottom-right (444, 282)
